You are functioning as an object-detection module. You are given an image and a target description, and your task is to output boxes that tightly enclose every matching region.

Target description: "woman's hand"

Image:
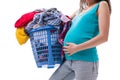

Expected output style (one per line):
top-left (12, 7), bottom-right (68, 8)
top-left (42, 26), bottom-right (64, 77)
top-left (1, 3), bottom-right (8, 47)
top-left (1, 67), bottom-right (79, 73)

top-left (63, 42), bottom-right (79, 56)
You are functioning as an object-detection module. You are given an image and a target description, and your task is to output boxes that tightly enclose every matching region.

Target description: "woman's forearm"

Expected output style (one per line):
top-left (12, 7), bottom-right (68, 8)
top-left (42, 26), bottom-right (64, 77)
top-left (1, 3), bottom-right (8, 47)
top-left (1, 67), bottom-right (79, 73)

top-left (76, 34), bottom-right (108, 51)
top-left (63, 34), bottom-right (109, 55)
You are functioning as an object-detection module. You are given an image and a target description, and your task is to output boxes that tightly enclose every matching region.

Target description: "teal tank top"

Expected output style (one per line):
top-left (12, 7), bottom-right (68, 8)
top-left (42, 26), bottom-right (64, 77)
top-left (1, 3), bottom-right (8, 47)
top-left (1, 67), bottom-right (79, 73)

top-left (64, 3), bottom-right (99, 62)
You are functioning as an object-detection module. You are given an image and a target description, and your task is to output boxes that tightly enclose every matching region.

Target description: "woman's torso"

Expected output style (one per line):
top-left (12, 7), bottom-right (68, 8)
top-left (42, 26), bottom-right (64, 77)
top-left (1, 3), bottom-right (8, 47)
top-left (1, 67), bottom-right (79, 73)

top-left (64, 3), bottom-right (99, 62)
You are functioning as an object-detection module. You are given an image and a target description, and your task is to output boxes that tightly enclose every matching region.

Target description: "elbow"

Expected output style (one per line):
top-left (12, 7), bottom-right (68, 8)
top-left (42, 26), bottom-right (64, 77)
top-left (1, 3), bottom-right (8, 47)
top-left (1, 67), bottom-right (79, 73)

top-left (103, 37), bottom-right (108, 42)
top-left (103, 34), bottom-right (109, 42)
top-left (99, 34), bottom-right (109, 43)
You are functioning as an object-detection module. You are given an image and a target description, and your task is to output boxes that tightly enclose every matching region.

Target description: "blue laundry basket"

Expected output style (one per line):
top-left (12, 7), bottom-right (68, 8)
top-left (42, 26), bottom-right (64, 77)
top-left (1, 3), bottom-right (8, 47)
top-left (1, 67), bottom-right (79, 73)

top-left (28, 25), bottom-right (63, 68)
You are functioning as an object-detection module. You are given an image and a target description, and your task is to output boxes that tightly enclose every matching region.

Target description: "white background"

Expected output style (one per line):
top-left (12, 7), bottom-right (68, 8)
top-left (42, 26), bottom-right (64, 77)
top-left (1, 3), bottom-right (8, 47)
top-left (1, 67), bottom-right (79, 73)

top-left (0, 0), bottom-right (119, 80)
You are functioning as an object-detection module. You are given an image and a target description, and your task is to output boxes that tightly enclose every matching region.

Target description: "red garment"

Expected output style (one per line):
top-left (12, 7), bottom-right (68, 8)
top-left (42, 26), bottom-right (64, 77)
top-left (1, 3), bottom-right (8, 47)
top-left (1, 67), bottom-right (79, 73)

top-left (15, 11), bottom-right (40, 28)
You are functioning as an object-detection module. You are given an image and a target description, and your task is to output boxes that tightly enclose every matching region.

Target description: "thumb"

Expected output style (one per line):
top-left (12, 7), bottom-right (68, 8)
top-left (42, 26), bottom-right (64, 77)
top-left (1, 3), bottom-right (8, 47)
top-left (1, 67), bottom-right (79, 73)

top-left (66, 42), bottom-right (72, 46)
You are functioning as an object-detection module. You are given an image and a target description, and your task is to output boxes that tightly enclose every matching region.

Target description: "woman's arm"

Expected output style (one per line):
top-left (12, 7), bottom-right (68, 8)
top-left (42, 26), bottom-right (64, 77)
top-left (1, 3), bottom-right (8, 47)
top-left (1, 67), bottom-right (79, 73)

top-left (70, 10), bottom-right (79, 19)
top-left (63, 1), bottom-right (110, 55)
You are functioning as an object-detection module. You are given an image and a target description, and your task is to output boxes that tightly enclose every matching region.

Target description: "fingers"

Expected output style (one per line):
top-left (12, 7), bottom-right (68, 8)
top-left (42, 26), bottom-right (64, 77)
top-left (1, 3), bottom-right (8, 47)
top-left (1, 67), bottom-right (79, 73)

top-left (66, 42), bottom-right (70, 45)
top-left (66, 42), bottom-right (72, 46)
top-left (63, 42), bottom-right (75, 55)
top-left (63, 42), bottom-right (72, 48)
top-left (63, 46), bottom-right (68, 49)
top-left (63, 48), bottom-right (70, 54)
top-left (63, 43), bottom-right (71, 53)
top-left (63, 48), bottom-right (68, 52)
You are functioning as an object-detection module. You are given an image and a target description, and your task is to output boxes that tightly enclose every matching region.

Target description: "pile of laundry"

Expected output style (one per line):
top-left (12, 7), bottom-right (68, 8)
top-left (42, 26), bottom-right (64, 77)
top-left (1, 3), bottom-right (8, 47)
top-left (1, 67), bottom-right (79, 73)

top-left (14, 8), bottom-right (71, 45)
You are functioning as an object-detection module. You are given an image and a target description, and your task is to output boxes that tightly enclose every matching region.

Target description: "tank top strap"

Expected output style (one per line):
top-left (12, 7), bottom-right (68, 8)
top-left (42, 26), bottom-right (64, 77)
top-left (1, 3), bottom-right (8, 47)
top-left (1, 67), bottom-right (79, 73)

top-left (92, 3), bottom-right (99, 13)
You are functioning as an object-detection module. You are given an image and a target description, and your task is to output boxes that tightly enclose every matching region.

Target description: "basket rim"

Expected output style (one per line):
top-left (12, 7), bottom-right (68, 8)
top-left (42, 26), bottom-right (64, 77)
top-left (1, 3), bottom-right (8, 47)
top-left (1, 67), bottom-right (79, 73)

top-left (28, 25), bottom-right (57, 34)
